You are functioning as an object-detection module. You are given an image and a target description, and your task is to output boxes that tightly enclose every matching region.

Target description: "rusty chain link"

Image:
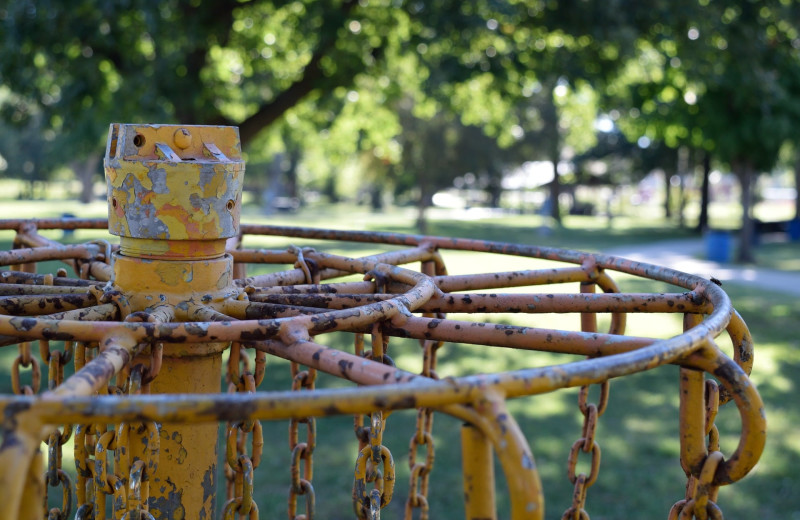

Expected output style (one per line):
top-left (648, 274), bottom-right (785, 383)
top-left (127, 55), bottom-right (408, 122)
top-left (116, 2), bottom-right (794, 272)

top-left (353, 319), bottom-right (396, 519)
top-left (121, 363), bottom-right (160, 520)
top-left (669, 451), bottom-right (725, 520)
top-left (562, 279), bottom-right (608, 520)
top-left (286, 250), bottom-right (318, 519)
top-left (670, 313), bottom-right (726, 520)
top-left (74, 341), bottom-right (100, 518)
top-left (353, 412), bottom-right (396, 520)
top-left (404, 257), bottom-right (443, 520)
top-left (42, 339), bottom-right (74, 520)
top-left (225, 341), bottom-right (264, 519)
top-left (288, 362), bottom-right (317, 519)
top-left (11, 341), bottom-right (40, 396)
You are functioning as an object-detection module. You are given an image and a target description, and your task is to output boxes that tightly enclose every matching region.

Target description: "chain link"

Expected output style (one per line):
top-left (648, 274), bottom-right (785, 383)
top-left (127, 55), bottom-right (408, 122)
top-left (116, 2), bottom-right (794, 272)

top-left (353, 321), bottom-right (396, 519)
top-left (42, 338), bottom-right (74, 520)
top-left (74, 341), bottom-right (100, 518)
top-left (350, 272), bottom-right (402, 520)
top-left (671, 314), bottom-right (726, 519)
top-left (405, 337), bottom-right (442, 519)
top-left (668, 452), bottom-right (725, 520)
top-left (288, 361), bottom-right (317, 519)
top-left (562, 281), bottom-right (608, 520)
top-left (11, 341), bottom-right (40, 395)
top-left (225, 343), bottom-right (263, 520)
top-left (404, 258), bottom-right (443, 519)
top-left (353, 413), bottom-right (396, 520)
top-left (670, 386), bottom-right (724, 518)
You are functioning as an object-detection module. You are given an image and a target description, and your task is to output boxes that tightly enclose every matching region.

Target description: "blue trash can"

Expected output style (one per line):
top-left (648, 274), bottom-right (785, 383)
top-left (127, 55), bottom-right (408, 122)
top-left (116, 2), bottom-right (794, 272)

top-left (706, 230), bottom-right (732, 263)
top-left (789, 219), bottom-right (800, 242)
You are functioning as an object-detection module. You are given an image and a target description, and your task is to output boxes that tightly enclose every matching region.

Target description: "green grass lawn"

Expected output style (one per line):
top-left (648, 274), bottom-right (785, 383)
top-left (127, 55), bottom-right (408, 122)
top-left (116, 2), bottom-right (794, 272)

top-left (0, 199), bottom-right (796, 518)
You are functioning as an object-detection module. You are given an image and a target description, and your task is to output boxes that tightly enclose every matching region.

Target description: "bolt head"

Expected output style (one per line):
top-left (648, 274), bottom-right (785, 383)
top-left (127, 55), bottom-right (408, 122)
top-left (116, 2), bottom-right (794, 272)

top-left (173, 128), bottom-right (192, 149)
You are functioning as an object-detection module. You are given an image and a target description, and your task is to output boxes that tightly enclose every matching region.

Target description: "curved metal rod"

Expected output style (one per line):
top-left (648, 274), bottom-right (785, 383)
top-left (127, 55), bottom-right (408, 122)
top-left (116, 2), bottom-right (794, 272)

top-left (595, 270), bottom-right (626, 335)
top-left (42, 303), bottom-right (119, 322)
top-left (247, 280), bottom-right (380, 296)
top-left (0, 409), bottom-right (46, 520)
top-left (180, 302), bottom-right (236, 322)
top-left (463, 390), bottom-right (543, 520)
top-left (680, 343), bottom-right (766, 486)
top-left (725, 309), bottom-right (754, 376)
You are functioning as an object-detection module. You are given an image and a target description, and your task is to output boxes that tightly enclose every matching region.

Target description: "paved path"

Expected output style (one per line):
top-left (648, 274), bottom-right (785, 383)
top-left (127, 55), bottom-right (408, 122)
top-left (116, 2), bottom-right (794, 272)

top-left (603, 238), bottom-right (800, 297)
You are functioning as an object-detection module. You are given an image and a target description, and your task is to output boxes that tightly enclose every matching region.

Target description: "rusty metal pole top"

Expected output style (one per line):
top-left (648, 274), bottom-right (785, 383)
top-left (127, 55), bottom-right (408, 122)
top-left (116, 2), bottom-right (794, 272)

top-left (104, 123), bottom-right (245, 259)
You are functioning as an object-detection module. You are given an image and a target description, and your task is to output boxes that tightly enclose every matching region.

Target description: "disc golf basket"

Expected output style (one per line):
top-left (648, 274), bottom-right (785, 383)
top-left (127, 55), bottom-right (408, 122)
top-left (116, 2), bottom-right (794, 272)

top-left (0, 124), bottom-right (764, 520)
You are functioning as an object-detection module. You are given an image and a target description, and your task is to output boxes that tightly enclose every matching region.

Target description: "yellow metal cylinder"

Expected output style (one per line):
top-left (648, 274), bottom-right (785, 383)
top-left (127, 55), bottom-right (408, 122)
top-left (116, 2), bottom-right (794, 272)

top-left (143, 343), bottom-right (225, 519)
top-left (104, 123), bottom-right (244, 244)
top-left (104, 123), bottom-right (244, 519)
top-left (461, 422), bottom-right (497, 520)
top-left (113, 254), bottom-right (233, 519)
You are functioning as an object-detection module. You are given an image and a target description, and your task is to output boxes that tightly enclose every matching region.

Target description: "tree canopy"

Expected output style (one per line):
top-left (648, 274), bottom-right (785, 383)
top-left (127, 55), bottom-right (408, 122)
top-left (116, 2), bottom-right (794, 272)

top-left (1, 0), bottom-right (800, 245)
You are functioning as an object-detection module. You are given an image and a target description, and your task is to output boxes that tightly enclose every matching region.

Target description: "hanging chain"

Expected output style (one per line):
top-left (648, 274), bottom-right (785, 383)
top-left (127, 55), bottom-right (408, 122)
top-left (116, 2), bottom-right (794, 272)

top-left (353, 410), bottom-right (396, 520)
top-left (285, 248), bottom-right (318, 519)
top-left (72, 338), bottom-right (162, 520)
top-left (562, 279), bottom-right (608, 520)
top-left (223, 341), bottom-right (263, 520)
top-left (288, 361), bottom-right (317, 519)
top-left (75, 341), bottom-right (99, 519)
top-left (405, 259), bottom-right (443, 520)
top-left (93, 425), bottom-right (127, 519)
top-left (353, 333), bottom-right (370, 449)
top-left (562, 383), bottom-right (607, 520)
top-left (670, 324), bottom-right (725, 520)
top-left (42, 338), bottom-right (74, 520)
top-left (353, 319), bottom-right (396, 520)
top-left (669, 313), bottom-right (726, 519)
top-left (118, 358), bottom-right (161, 520)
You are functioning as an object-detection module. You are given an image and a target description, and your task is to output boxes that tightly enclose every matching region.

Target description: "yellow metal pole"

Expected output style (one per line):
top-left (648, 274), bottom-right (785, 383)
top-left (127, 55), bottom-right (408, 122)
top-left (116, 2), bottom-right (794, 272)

top-left (461, 422), bottom-right (497, 520)
top-left (680, 314), bottom-right (708, 478)
top-left (0, 420), bottom-right (44, 520)
top-left (104, 123), bottom-right (244, 518)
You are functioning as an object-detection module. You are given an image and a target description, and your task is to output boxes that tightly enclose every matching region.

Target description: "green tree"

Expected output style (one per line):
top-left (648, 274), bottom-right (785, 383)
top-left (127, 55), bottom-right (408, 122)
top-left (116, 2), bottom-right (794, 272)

top-left (0, 0), bottom-right (643, 213)
top-left (696, 2), bottom-right (800, 261)
top-left (610, 0), bottom-right (800, 260)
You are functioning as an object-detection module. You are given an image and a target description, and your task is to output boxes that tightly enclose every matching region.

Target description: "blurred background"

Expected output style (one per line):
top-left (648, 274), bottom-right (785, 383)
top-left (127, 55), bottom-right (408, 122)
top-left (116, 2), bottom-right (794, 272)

top-left (1, 1), bottom-right (800, 261)
top-left (1, 1), bottom-right (800, 518)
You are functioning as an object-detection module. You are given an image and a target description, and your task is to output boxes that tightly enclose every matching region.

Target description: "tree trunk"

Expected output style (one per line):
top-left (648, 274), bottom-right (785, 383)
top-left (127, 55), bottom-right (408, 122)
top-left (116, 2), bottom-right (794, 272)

top-left (542, 82), bottom-right (562, 226)
top-left (416, 170), bottom-right (431, 234)
top-left (548, 160), bottom-right (562, 224)
top-left (677, 146), bottom-right (691, 228)
top-left (486, 167), bottom-right (502, 208)
top-left (74, 154), bottom-right (101, 204)
top-left (663, 166), bottom-right (673, 219)
top-left (285, 148), bottom-right (301, 200)
top-left (696, 152), bottom-right (711, 233)
top-left (794, 150), bottom-right (800, 221)
top-left (735, 160), bottom-right (756, 263)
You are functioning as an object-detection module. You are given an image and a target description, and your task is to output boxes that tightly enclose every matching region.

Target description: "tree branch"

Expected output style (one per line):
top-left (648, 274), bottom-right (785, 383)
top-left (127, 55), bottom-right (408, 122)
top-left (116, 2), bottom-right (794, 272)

top-left (233, 0), bottom-right (358, 145)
